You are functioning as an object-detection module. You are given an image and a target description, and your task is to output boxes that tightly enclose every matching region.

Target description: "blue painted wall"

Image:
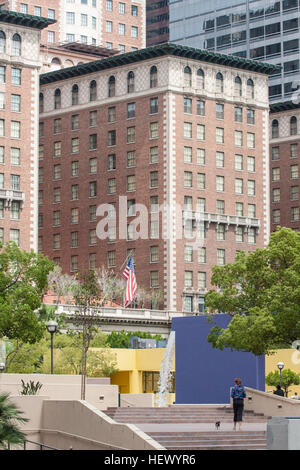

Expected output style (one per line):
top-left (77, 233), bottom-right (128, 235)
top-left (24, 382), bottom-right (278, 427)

top-left (172, 315), bottom-right (265, 404)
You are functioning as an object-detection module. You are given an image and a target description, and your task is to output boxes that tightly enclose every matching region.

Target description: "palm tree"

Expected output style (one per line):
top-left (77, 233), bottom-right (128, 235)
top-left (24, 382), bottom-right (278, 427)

top-left (0, 393), bottom-right (28, 449)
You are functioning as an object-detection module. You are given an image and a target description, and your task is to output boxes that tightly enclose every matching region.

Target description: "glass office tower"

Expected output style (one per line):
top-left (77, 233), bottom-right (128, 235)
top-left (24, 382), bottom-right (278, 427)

top-left (169, 0), bottom-right (300, 102)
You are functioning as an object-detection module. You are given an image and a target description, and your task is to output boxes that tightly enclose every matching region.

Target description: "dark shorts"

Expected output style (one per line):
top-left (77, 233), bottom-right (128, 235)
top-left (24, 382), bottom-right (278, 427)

top-left (233, 398), bottom-right (244, 422)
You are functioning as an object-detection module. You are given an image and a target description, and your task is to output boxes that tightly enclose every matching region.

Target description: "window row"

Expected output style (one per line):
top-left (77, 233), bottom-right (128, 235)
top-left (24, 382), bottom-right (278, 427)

top-left (184, 148), bottom-right (256, 171)
top-left (0, 93), bottom-right (21, 112)
top-left (41, 66), bottom-right (159, 111)
top-left (105, 1), bottom-right (139, 16)
top-left (0, 146), bottom-right (21, 165)
top-left (39, 123), bottom-right (159, 143)
top-left (0, 173), bottom-right (21, 190)
top-left (0, 227), bottom-right (20, 246)
top-left (183, 196), bottom-right (256, 217)
top-left (272, 207), bottom-right (300, 224)
top-left (0, 200), bottom-right (21, 220)
top-left (0, 32), bottom-right (22, 56)
top-left (183, 66), bottom-right (255, 98)
top-left (183, 98), bottom-right (255, 124)
top-left (0, 66), bottom-right (22, 85)
top-left (271, 143), bottom-right (299, 160)
top-left (183, 124), bottom-right (256, 148)
top-left (0, 120), bottom-right (21, 139)
top-left (183, 172), bottom-right (256, 195)
top-left (105, 21), bottom-right (139, 38)
top-left (272, 116), bottom-right (298, 138)
top-left (20, 3), bottom-right (56, 18)
top-left (272, 186), bottom-right (299, 202)
top-left (272, 165), bottom-right (299, 181)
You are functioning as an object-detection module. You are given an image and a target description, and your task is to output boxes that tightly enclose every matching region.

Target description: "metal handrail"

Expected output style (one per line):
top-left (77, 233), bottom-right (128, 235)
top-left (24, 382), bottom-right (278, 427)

top-left (6, 439), bottom-right (61, 451)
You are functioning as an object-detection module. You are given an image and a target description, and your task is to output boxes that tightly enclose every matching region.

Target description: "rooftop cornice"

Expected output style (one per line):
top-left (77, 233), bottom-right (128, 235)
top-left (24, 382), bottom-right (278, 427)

top-left (0, 9), bottom-right (56, 30)
top-left (40, 42), bottom-right (280, 85)
top-left (270, 100), bottom-right (300, 114)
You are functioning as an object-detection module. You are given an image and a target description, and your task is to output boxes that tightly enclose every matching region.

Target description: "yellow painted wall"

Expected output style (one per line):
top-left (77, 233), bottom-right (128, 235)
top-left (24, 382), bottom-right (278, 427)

top-left (265, 349), bottom-right (300, 395)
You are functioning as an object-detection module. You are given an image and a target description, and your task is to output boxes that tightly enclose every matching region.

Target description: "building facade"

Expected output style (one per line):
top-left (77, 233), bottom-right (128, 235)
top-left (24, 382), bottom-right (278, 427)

top-left (2, 0), bottom-right (146, 53)
top-left (0, 10), bottom-right (54, 251)
top-left (270, 101), bottom-right (300, 232)
top-left (169, 0), bottom-right (300, 103)
top-left (146, 0), bottom-right (169, 46)
top-left (38, 43), bottom-right (274, 312)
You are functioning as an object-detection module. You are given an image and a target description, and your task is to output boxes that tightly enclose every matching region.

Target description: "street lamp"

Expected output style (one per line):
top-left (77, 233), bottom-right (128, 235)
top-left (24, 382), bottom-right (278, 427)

top-left (277, 361), bottom-right (285, 389)
top-left (46, 320), bottom-right (58, 374)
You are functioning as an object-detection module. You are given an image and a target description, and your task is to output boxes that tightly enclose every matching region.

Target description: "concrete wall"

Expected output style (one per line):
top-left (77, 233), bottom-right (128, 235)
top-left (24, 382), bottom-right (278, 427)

top-left (40, 400), bottom-right (164, 450)
top-left (0, 373), bottom-right (118, 410)
top-left (244, 386), bottom-right (300, 417)
top-left (120, 393), bottom-right (154, 408)
top-left (172, 315), bottom-right (265, 404)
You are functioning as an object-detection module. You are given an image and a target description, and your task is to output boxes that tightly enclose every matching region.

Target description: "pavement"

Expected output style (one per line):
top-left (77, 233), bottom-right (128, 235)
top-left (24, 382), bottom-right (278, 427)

top-left (136, 422), bottom-right (267, 433)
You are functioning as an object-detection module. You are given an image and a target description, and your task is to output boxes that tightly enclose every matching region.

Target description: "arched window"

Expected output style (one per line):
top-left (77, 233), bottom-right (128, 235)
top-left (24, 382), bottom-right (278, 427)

top-left (108, 75), bottom-right (115, 97)
top-left (216, 72), bottom-right (224, 93)
top-left (272, 119), bottom-right (279, 139)
top-left (54, 88), bottom-right (61, 110)
top-left (51, 57), bottom-right (61, 71)
top-left (234, 76), bottom-right (242, 96)
top-left (89, 80), bottom-right (97, 101)
top-left (197, 68), bottom-right (205, 89)
top-left (290, 116), bottom-right (297, 136)
top-left (0, 31), bottom-right (6, 53)
top-left (12, 33), bottom-right (21, 56)
top-left (127, 71), bottom-right (134, 93)
top-left (39, 93), bottom-right (44, 113)
top-left (64, 59), bottom-right (74, 68)
top-left (72, 84), bottom-right (79, 105)
top-left (247, 78), bottom-right (254, 99)
top-left (184, 66), bottom-right (192, 87)
top-left (150, 66), bottom-right (158, 88)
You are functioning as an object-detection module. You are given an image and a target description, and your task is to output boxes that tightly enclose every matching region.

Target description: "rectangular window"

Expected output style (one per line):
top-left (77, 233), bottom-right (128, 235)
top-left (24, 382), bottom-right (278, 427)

top-left (236, 226), bottom-right (244, 243)
top-left (127, 199), bottom-right (136, 216)
top-left (150, 122), bottom-right (158, 139)
top-left (89, 111), bottom-right (97, 127)
top-left (150, 195), bottom-right (158, 213)
top-left (184, 146), bottom-right (192, 164)
top-left (53, 165), bottom-right (61, 180)
top-left (106, 0), bottom-right (112, 11)
top-left (150, 220), bottom-right (159, 239)
top-left (54, 118), bottom-right (62, 134)
top-left (71, 138), bottom-right (79, 153)
top-left (236, 202), bottom-right (244, 217)
top-left (197, 173), bottom-right (206, 190)
top-left (108, 130), bottom-right (116, 146)
top-left (184, 171), bottom-right (193, 188)
top-left (216, 151), bottom-right (224, 168)
top-left (106, 21), bottom-right (113, 32)
top-left (131, 5), bottom-right (138, 16)
top-left (150, 97), bottom-right (158, 114)
top-left (90, 253), bottom-right (97, 269)
top-left (247, 156), bottom-right (255, 172)
top-left (184, 196), bottom-right (193, 211)
top-left (127, 102), bottom-right (135, 119)
top-left (235, 130), bottom-right (243, 147)
top-left (248, 228), bottom-right (257, 244)
top-left (127, 126), bottom-right (135, 143)
top-left (0, 66), bottom-right (5, 84)
top-left (71, 184), bottom-right (79, 201)
top-left (89, 134), bottom-right (97, 150)
top-left (34, 6), bottom-right (41, 16)
top-left (0, 93), bottom-right (5, 110)
top-left (81, 14), bottom-right (88, 26)
top-left (217, 224), bottom-right (226, 241)
top-left (291, 207), bottom-right (299, 222)
top-left (197, 99), bottom-right (205, 116)
top-left (235, 154), bottom-right (243, 171)
top-left (272, 167), bottom-right (280, 181)
top-left (216, 127), bottom-right (224, 144)
top-left (10, 147), bottom-right (20, 165)
top-left (248, 204), bottom-right (256, 218)
top-left (217, 200), bottom-right (225, 214)
top-left (70, 231), bottom-right (78, 248)
top-left (108, 250), bottom-right (116, 267)
top-left (197, 148), bottom-right (205, 165)
top-left (89, 229), bottom-right (97, 246)
top-left (71, 208), bottom-right (79, 224)
top-left (108, 106), bottom-right (116, 123)
top-left (216, 175), bottom-right (224, 192)
top-left (127, 151), bottom-right (136, 168)
top-left (272, 209), bottom-right (280, 224)
top-left (150, 147), bottom-right (158, 164)
top-left (53, 187), bottom-right (61, 204)
top-left (272, 188), bottom-right (280, 203)
top-left (198, 247), bottom-right (206, 264)
top-left (66, 12), bottom-right (75, 24)
top-left (10, 201), bottom-right (20, 220)
top-left (272, 147), bottom-right (280, 160)
top-left (216, 103), bottom-right (224, 119)
top-left (11, 121), bottom-right (20, 139)
top-left (119, 23), bottom-right (125, 35)
top-left (235, 107), bottom-right (243, 123)
top-left (0, 200), bottom-right (4, 218)
top-left (0, 146), bottom-right (4, 164)
top-left (184, 122), bottom-right (192, 138)
top-left (89, 205), bottom-right (97, 222)
top-left (291, 164), bottom-right (299, 179)
top-left (150, 271), bottom-right (159, 288)
top-left (10, 229), bottom-right (20, 247)
top-left (11, 68), bottom-right (21, 86)
top-left (53, 141), bottom-right (61, 158)
top-left (235, 178), bottom-right (243, 194)
top-left (11, 94), bottom-right (20, 112)
top-left (247, 133), bottom-right (255, 149)
top-left (53, 211), bottom-right (61, 226)
top-left (71, 161), bottom-right (79, 177)
top-left (131, 26), bottom-right (138, 38)
top-left (150, 246), bottom-right (159, 263)
top-left (290, 143), bottom-right (298, 158)
top-left (0, 120), bottom-right (4, 137)
top-left (217, 248), bottom-right (226, 265)
top-left (48, 31), bottom-right (55, 43)
top-left (197, 124), bottom-right (205, 141)
top-left (150, 171), bottom-right (158, 188)
top-left (184, 271), bottom-right (193, 288)
top-left (127, 175), bottom-right (136, 192)
top-left (70, 255), bottom-right (79, 272)
top-left (198, 272), bottom-right (206, 290)
top-left (248, 180), bottom-right (256, 196)
top-left (247, 109), bottom-right (255, 125)
top-left (291, 185), bottom-right (299, 201)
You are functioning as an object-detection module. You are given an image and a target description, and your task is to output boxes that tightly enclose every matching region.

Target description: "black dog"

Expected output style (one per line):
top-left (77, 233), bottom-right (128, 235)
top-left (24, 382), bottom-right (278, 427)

top-left (215, 421), bottom-right (221, 430)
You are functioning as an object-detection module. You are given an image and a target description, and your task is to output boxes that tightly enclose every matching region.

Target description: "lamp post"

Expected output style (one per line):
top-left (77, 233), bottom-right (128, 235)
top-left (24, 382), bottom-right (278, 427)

top-left (277, 361), bottom-right (284, 389)
top-left (46, 320), bottom-right (58, 374)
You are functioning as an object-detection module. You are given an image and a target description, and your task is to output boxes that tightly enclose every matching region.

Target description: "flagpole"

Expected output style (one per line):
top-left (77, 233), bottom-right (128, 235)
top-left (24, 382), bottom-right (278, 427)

top-left (119, 251), bottom-right (132, 274)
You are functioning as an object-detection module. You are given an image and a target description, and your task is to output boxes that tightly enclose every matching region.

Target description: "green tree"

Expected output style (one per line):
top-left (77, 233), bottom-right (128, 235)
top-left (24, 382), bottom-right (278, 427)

top-left (266, 369), bottom-right (300, 397)
top-left (206, 228), bottom-right (300, 355)
top-left (0, 242), bottom-right (54, 344)
top-left (0, 393), bottom-right (28, 449)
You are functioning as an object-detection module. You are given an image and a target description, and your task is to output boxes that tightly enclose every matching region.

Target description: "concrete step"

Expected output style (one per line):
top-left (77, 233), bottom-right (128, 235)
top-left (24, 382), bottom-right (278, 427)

top-left (164, 444), bottom-right (266, 450)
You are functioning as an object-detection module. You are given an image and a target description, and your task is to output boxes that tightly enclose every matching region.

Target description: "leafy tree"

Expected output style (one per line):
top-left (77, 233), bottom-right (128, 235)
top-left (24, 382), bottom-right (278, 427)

top-left (0, 393), bottom-right (28, 449)
top-left (205, 228), bottom-right (300, 355)
top-left (4, 339), bottom-right (47, 373)
top-left (266, 369), bottom-right (300, 397)
top-left (0, 242), bottom-right (54, 344)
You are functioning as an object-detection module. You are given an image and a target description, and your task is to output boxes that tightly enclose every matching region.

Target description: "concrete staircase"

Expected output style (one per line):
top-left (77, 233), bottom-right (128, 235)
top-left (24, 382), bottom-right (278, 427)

top-left (103, 405), bottom-right (268, 450)
top-left (103, 405), bottom-right (268, 424)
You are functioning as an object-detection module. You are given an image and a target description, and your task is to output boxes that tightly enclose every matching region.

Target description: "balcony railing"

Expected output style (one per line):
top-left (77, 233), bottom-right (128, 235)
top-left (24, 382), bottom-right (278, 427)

top-left (0, 189), bottom-right (25, 207)
top-left (183, 210), bottom-right (260, 229)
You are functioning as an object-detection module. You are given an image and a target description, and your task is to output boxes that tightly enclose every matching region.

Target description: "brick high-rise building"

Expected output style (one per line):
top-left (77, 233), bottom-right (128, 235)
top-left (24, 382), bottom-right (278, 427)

top-left (38, 43), bottom-right (276, 312)
top-left (2, 0), bottom-right (146, 53)
top-left (270, 101), bottom-right (300, 232)
top-left (146, 0), bottom-right (169, 46)
top-left (0, 10), bottom-right (55, 251)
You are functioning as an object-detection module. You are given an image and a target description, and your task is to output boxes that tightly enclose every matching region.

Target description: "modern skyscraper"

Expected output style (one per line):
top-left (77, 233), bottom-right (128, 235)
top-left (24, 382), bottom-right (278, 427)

top-left (146, 0), bottom-right (169, 46)
top-left (169, 0), bottom-right (300, 103)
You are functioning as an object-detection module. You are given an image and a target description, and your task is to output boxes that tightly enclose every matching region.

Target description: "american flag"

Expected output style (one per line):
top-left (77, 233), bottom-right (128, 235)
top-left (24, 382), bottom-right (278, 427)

top-left (122, 256), bottom-right (137, 308)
